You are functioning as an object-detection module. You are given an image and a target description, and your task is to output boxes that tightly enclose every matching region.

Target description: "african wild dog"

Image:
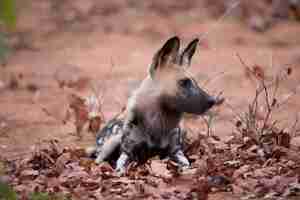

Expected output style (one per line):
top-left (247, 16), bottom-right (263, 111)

top-left (86, 36), bottom-right (220, 174)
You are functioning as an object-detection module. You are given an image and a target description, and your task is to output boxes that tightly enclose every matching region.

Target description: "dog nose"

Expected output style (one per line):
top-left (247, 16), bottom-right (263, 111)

top-left (207, 96), bottom-right (216, 108)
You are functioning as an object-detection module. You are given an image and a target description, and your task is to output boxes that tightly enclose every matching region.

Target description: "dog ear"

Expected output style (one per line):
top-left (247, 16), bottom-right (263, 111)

top-left (180, 38), bottom-right (199, 67)
top-left (149, 36), bottom-right (180, 78)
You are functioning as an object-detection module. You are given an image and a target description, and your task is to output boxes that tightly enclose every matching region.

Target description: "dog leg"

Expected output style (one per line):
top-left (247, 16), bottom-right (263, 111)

top-left (168, 128), bottom-right (190, 168)
top-left (115, 153), bottom-right (130, 175)
top-left (172, 150), bottom-right (190, 167)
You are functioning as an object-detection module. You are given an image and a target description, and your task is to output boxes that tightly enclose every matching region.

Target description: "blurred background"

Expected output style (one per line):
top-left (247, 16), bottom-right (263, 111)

top-left (1, 0), bottom-right (300, 156)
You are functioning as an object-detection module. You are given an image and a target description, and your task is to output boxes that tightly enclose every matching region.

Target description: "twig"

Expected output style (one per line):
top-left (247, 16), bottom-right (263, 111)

top-left (202, 71), bottom-right (226, 87)
top-left (260, 80), bottom-right (272, 136)
top-left (111, 106), bottom-right (126, 120)
top-left (198, 0), bottom-right (241, 41)
top-left (235, 52), bottom-right (300, 146)
top-left (29, 96), bottom-right (65, 123)
top-left (276, 86), bottom-right (300, 108)
top-left (201, 116), bottom-right (211, 137)
top-left (223, 101), bottom-right (246, 125)
top-left (290, 113), bottom-right (299, 137)
top-left (90, 82), bottom-right (106, 122)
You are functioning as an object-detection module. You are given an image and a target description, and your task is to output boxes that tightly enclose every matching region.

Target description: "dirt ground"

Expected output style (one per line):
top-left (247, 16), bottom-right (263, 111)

top-left (1, 1), bottom-right (300, 199)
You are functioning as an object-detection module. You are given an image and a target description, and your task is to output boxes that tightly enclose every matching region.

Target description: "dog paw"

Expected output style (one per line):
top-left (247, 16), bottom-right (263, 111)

top-left (177, 164), bottom-right (191, 173)
top-left (85, 146), bottom-right (96, 157)
top-left (115, 168), bottom-right (126, 177)
top-left (95, 157), bottom-right (104, 164)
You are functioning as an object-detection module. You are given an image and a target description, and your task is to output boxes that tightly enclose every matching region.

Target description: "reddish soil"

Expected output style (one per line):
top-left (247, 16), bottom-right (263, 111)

top-left (1, 1), bottom-right (300, 199)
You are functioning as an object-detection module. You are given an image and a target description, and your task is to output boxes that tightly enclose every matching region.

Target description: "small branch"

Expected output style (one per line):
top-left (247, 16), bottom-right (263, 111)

top-left (290, 113), bottom-right (299, 137)
top-left (30, 97), bottom-right (65, 124)
top-left (223, 101), bottom-right (246, 125)
top-left (260, 79), bottom-right (273, 136)
top-left (276, 86), bottom-right (300, 108)
top-left (201, 116), bottom-right (211, 137)
top-left (202, 71), bottom-right (226, 87)
top-left (198, 0), bottom-right (241, 41)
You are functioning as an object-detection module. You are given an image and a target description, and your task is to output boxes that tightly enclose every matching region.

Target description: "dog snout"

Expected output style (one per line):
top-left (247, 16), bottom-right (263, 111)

top-left (207, 96), bottom-right (216, 108)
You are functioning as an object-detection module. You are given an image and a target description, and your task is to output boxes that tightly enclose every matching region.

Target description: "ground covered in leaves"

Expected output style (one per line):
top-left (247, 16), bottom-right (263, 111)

top-left (1, 125), bottom-right (300, 200)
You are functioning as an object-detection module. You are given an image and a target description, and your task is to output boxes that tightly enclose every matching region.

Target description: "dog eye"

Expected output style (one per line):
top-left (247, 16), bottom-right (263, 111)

top-left (178, 78), bottom-right (192, 88)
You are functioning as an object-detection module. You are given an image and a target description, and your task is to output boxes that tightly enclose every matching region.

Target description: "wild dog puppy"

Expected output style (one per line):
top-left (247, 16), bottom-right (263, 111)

top-left (87, 36), bottom-right (220, 174)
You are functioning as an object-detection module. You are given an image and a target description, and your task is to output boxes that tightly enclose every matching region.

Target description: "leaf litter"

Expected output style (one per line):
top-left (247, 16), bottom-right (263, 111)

top-left (1, 119), bottom-right (299, 200)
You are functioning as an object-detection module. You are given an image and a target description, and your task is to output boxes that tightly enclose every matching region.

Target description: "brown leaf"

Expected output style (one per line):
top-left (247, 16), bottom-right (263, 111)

top-left (8, 74), bottom-right (19, 90)
top-left (166, 160), bottom-right (181, 177)
top-left (287, 67), bottom-right (292, 75)
top-left (127, 162), bottom-right (151, 178)
top-left (79, 158), bottom-right (95, 172)
top-left (187, 178), bottom-right (210, 200)
top-left (19, 169), bottom-right (39, 180)
top-left (69, 147), bottom-right (86, 159)
top-left (66, 93), bottom-right (103, 138)
top-left (235, 120), bottom-right (242, 128)
top-left (272, 146), bottom-right (300, 162)
top-left (68, 93), bottom-right (88, 118)
top-left (232, 184), bottom-right (245, 195)
top-left (59, 169), bottom-right (89, 189)
top-left (194, 159), bottom-right (208, 176)
top-left (46, 177), bottom-right (61, 191)
top-left (252, 64), bottom-right (265, 80)
top-left (232, 165), bottom-right (251, 180)
top-left (276, 131), bottom-right (291, 148)
top-left (253, 166), bottom-right (277, 179)
top-left (291, 136), bottom-right (300, 150)
top-left (98, 162), bottom-right (114, 173)
top-left (272, 176), bottom-right (297, 194)
top-left (81, 178), bottom-right (101, 191)
top-left (150, 160), bottom-right (170, 178)
top-left (208, 175), bottom-right (231, 188)
top-left (55, 153), bottom-right (71, 174)
top-left (26, 83), bottom-right (39, 92)
top-left (90, 162), bottom-right (114, 179)
top-left (88, 116), bottom-right (102, 133)
top-left (237, 177), bottom-right (259, 192)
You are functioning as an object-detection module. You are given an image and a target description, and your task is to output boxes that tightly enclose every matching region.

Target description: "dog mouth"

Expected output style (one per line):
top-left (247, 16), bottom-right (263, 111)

top-left (197, 95), bottom-right (225, 115)
top-left (203, 95), bottom-right (225, 115)
top-left (208, 95), bottom-right (225, 108)
top-left (215, 95), bottom-right (225, 106)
